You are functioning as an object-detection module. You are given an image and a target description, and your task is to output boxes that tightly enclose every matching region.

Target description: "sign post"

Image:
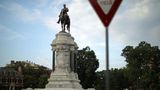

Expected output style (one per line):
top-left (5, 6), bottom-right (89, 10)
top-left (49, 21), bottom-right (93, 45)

top-left (89, 0), bottom-right (122, 90)
top-left (105, 27), bottom-right (109, 90)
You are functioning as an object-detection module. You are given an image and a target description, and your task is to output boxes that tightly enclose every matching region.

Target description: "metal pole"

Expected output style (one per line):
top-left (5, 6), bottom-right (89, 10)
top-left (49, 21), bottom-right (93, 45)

top-left (105, 27), bottom-right (109, 90)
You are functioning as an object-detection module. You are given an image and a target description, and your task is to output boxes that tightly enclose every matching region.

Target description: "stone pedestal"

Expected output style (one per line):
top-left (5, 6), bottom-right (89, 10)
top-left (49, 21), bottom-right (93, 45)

top-left (45, 31), bottom-right (83, 90)
top-left (25, 31), bottom-right (95, 90)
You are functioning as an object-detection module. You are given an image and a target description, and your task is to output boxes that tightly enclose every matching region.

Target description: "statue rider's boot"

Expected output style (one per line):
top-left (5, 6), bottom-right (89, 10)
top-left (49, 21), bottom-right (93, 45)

top-left (57, 19), bottom-right (60, 24)
top-left (57, 21), bottom-right (60, 24)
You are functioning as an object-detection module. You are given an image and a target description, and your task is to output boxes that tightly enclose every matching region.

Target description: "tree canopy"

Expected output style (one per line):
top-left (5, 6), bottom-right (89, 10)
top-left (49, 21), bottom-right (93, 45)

top-left (95, 41), bottom-right (160, 90)
top-left (76, 46), bottom-right (99, 89)
top-left (122, 41), bottom-right (160, 90)
top-left (5, 61), bottom-right (50, 89)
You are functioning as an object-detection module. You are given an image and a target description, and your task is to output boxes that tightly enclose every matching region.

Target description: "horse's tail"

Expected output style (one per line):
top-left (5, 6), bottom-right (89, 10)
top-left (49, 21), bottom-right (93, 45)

top-left (67, 16), bottom-right (70, 33)
top-left (67, 23), bottom-right (70, 33)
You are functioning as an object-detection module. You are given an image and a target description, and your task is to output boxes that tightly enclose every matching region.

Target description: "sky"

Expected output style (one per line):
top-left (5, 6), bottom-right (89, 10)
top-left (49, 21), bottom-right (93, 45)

top-left (0, 0), bottom-right (160, 71)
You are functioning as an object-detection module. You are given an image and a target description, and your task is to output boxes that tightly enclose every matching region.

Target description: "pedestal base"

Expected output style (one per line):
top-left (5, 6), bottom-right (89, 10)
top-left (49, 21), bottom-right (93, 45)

top-left (45, 70), bottom-right (82, 89)
top-left (35, 88), bottom-right (83, 90)
top-left (34, 88), bottom-right (95, 90)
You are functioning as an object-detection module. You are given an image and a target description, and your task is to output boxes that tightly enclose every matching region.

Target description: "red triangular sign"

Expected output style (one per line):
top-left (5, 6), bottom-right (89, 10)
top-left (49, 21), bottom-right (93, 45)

top-left (89, 0), bottom-right (122, 27)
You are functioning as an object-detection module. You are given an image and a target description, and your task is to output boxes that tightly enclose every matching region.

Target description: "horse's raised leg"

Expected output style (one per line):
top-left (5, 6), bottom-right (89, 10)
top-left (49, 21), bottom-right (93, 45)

top-left (64, 24), bottom-right (66, 31)
top-left (61, 23), bottom-right (65, 32)
top-left (67, 25), bottom-right (70, 33)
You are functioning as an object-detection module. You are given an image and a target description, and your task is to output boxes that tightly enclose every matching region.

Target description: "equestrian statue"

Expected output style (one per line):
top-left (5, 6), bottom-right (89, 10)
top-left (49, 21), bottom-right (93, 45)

top-left (57, 4), bottom-right (70, 33)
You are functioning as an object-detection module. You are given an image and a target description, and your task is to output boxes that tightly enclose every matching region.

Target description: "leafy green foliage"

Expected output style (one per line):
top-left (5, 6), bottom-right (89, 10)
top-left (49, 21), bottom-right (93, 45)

top-left (5, 61), bottom-right (50, 89)
top-left (110, 68), bottom-right (129, 90)
top-left (122, 41), bottom-right (160, 89)
top-left (95, 41), bottom-right (160, 90)
top-left (94, 70), bottom-right (105, 90)
top-left (76, 46), bottom-right (99, 89)
top-left (95, 69), bottom-right (129, 90)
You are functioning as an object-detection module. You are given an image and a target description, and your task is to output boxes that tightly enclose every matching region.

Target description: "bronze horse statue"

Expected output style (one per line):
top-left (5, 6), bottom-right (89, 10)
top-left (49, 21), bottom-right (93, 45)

top-left (57, 4), bottom-right (70, 33)
top-left (60, 14), bottom-right (70, 33)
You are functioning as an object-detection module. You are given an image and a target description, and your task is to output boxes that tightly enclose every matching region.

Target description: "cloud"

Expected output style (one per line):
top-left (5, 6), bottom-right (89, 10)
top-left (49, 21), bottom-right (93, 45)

top-left (106, 0), bottom-right (160, 69)
top-left (110, 0), bottom-right (160, 46)
top-left (43, 16), bottom-right (60, 32)
top-left (68, 0), bottom-right (105, 46)
top-left (0, 25), bottom-right (26, 41)
top-left (0, 2), bottom-right (42, 22)
top-left (32, 0), bottom-right (49, 8)
top-left (32, 56), bottom-right (52, 69)
top-left (67, 0), bottom-right (108, 70)
top-left (121, 0), bottom-right (149, 21)
top-left (43, 0), bottom-right (106, 49)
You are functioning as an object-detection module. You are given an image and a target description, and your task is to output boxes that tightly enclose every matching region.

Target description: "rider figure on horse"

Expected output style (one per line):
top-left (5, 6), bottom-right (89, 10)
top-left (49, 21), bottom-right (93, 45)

top-left (57, 4), bottom-right (69, 24)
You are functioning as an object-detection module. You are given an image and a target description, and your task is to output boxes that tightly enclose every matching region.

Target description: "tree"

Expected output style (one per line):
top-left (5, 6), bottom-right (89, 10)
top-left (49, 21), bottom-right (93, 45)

top-left (94, 70), bottom-right (105, 90)
top-left (76, 46), bottom-right (99, 89)
top-left (94, 69), bottom-right (129, 90)
top-left (110, 68), bottom-right (129, 90)
top-left (5, 61), bottom-right (50, 89)
top-left (121, 41), bottom-right (160, 90)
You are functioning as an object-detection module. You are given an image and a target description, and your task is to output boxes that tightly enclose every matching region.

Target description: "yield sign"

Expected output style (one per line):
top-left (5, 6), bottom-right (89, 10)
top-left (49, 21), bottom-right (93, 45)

top-left (89, 0), bottom-right (122, 27)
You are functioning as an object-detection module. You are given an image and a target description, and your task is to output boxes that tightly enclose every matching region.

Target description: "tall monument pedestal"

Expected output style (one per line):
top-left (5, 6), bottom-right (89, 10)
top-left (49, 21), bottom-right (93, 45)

top-left (25, 31), bottom-right (95, 90)
top-left (45, 31), bottom-right (83, 90)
